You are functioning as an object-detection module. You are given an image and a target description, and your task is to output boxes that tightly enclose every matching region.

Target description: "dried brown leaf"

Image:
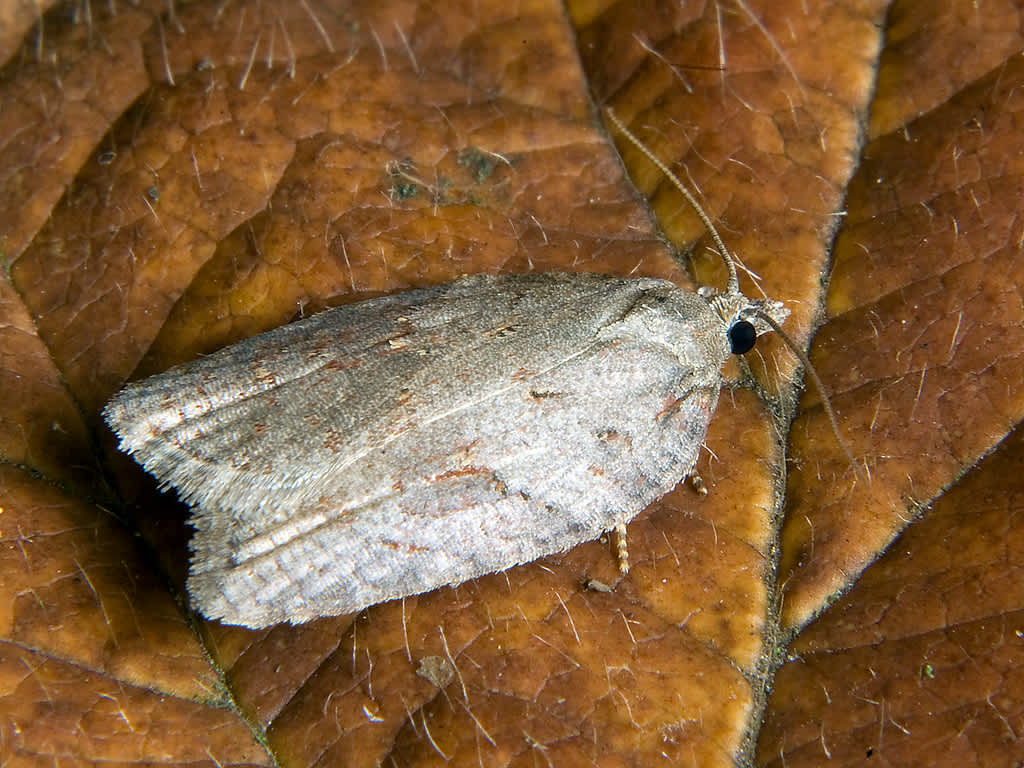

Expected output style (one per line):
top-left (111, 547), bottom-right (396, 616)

top-left (2, 1), bottom-right (1022, 767)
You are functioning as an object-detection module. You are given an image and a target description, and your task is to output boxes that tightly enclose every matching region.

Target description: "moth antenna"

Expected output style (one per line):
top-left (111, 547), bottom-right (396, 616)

top-left (605, 107), bottom-right (740, 295)
top-left (605, 110), bottom-right (858, 479)
top-left (755, 310), bottom-right (860, 477)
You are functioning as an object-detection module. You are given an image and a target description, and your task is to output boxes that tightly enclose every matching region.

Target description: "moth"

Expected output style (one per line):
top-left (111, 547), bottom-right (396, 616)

top-left (103, 112), bottom-right (791, 628)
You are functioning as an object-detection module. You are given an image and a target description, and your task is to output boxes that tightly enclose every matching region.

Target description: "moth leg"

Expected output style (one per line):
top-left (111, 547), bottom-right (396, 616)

top-left (688, 472), bottom-right (708, 496)
top-left (614, 522), bottom-right (630, 574)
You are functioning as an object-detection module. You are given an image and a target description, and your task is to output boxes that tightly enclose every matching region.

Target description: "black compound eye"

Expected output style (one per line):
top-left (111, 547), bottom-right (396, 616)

top-left (728, 320), bottom-right (757, 355)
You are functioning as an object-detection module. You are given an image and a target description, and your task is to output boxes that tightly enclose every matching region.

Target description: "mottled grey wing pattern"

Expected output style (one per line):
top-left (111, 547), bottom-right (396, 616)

top-left (105, 273), bottom-right (732, 627)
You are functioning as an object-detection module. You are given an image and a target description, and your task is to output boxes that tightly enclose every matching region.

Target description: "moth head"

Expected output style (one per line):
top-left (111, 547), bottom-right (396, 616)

top-left (701, 287), bottom-right (790, 356)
